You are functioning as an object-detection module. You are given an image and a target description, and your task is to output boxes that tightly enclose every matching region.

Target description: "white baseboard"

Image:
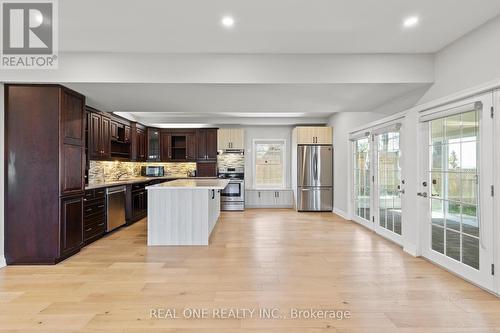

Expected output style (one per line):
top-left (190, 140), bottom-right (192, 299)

top-left (332, 207), bottom-right (350, 220)
top-left (403, 244), bottom-right (418, 257)
top-left (0, 256), bottom-right (6, 269)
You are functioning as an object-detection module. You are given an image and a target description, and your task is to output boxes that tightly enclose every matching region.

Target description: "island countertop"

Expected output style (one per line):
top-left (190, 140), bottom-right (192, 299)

top-left (146, 178), bottom-right (230, 190)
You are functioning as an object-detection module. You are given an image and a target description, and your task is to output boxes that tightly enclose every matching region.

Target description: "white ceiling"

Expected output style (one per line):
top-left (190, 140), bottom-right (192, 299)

top-left (60, 0), bottom-right (500, 53)
top-left (66, 83), bottom-right (430, 125)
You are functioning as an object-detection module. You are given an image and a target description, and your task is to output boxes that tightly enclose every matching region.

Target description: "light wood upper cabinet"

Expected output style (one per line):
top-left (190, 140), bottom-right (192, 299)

top-left (218, 128), bottom-right (245, 149)
top-left (295, 126), bottom-right (332, 144)
top-left (230, 128), bottom-right (245, 149)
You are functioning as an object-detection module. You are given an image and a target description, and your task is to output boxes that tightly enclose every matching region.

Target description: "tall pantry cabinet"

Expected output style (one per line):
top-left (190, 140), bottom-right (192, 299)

top-left (5, 85), bottom-right (86, 264)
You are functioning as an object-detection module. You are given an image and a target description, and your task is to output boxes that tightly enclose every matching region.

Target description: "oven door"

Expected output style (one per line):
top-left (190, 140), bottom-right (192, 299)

top-left (221, 180), bottom-right (244, 202)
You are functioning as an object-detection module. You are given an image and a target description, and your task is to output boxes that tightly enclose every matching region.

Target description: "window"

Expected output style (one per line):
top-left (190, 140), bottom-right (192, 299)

top-left (254, 140), bottom-right (285, 188)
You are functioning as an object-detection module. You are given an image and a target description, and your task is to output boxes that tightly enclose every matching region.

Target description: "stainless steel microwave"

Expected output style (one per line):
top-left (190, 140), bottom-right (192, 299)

top-left (141, 166), bottom-right (164, 177)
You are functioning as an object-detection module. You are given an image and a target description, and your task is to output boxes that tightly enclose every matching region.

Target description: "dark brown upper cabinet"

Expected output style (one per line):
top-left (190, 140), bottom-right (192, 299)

top-left (110, 121), bottom-right (119, 141)
top-left (88, 111), bottom-right (111, 160)
top-left (131, 123), bottom-right (147, 162)
top-left (161, 130), bottom-right (197, 162)
top-left (5, 84), bottom-right (85, 264)
top-left (196, 128), bottom-right (218, 162)
top-left (124, 125), bottom-right (131, 143)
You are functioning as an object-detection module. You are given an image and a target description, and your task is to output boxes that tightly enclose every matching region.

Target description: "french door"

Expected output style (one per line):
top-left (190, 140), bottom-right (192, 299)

top-left (374, 128), bottom-right (404, 245)
top-left (352, 123), bottom-right (405, 245)
top-left (420, 95), bottom-right (494, 291)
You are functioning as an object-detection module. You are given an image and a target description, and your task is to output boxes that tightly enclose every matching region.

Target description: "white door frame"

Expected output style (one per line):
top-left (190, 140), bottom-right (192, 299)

top-left (418, 93), bottom-right (495, 292)
top-left (493, 90), bottom-right (500, 294)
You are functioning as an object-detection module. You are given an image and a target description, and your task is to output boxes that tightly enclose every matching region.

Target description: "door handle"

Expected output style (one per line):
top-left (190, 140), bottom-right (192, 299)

top-left (417, 192), bottom-right (428, 197)
top-left (212, 189), bottom-right (215, 199)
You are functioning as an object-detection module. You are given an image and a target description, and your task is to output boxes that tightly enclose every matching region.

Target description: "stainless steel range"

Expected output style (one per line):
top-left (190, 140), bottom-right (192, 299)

top-left (218, 166), bottom-right (245, 211)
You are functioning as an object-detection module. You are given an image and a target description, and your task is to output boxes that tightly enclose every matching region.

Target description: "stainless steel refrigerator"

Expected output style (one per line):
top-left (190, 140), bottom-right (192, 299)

top-left (297, 145), bottom-right (333, 211)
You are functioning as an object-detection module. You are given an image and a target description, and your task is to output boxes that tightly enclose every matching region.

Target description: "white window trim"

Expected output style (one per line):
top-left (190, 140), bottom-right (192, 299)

top-left (252, 139), bottom-right (286, 190)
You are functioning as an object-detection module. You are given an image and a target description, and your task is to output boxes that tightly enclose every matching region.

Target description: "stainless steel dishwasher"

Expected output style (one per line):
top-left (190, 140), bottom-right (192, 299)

top-left (106, 186), bottom-right (126, 232)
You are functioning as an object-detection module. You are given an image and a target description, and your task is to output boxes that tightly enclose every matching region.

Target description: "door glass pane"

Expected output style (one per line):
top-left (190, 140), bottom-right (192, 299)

top-left (461, 111), bottom-right (478, 141)
top-left (462, 235), bottom-right (479, 269)
top-left (431, 118), bottom-right (444, 144)
top-left (447, 143), bottom-right (461, 170)
top-left (377, 131), bottom-right (402, 235)
top-left (432, 225), bottom-right (444, 254)
top-left (430, 172), bottom-right (443, 198)
top-left (431, 199), bottom-right (444, 226)
top-left (445, 114), bottom-right (461, 141)
top-left (461, 173), bottom-right (477, 205)
top-left (431, 144), bottom-right (444, 171)
top-left (446, 230), bottom-right (461, 261)
top-left (428, 110), bottom-right (480, 269)
top-left (462, 204), bottom-right (478, 237)
top-left (353, 138), bottom-right (370, 221)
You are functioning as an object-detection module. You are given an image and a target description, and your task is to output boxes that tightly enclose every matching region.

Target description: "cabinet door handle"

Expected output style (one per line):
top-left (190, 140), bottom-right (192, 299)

top-left (85, 208), bottom-right (92, 212)
top-left (212, 189), bottom-right (215, 199)
top-left (85, 227), bottom-right (92, 232)
top-left (97, 205), bottom-right (104, 208)
top-left (258, 191), bottom-right (261, 198)
top-left (98, 223), bottom-right (105, 227)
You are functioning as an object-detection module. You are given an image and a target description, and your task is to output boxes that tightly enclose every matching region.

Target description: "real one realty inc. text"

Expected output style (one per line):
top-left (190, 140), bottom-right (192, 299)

top-left (150, 307), bottom-right (351, 320)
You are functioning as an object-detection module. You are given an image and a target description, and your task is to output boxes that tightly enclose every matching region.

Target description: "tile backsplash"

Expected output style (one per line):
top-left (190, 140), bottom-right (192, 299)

top-left (88, 161), bottom-right (196, 184)
top-left (217, 152), bottom-right (245, 169)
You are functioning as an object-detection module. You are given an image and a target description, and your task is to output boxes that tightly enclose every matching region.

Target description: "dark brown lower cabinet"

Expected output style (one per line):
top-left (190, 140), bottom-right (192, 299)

top-left (83, 188), bottom-right (106, 245)
top-left (60, 195), bottom-right (84, 257)
top-left (127, 182), bottom-right (148, 224)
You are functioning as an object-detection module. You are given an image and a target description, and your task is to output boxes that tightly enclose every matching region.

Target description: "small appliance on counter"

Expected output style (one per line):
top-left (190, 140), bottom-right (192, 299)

top-left (218, 166), bottom-right (245, 211)
top-left (141, 166), bottom-right (165, 177)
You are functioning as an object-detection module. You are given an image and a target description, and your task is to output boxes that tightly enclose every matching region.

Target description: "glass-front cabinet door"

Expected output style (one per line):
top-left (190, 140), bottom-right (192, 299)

top-left (420, 96), bottom-right (494, 292)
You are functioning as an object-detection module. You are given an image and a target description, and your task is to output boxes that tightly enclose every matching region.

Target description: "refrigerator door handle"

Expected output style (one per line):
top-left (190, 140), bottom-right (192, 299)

top-left (313, 152), bottom-right (318, 181)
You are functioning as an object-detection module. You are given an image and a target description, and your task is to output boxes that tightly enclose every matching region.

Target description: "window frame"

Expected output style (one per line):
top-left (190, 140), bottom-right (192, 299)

top-left (252, 139), bottom-right (287, 190)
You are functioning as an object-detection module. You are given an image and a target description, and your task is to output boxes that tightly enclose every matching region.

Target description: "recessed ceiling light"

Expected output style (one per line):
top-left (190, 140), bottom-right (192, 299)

top-left (403, 16), bottom-right (419, 28)
top-left (221, 16), bottom-right (235, 28)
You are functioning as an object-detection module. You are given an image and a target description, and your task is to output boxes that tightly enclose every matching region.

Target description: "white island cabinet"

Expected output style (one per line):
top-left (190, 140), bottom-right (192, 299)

top-left (146, 179), bottom-right (230, 246)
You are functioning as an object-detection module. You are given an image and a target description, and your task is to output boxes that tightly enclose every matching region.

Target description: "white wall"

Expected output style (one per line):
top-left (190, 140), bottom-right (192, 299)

top-left (420, 15), bottom-right (500, 103)
top-left (242, 126), bottom-right (293, 190)
top-left (328, 86), bottom-right (430, 215)
top-left (0, 84), bottom-right (5, 267)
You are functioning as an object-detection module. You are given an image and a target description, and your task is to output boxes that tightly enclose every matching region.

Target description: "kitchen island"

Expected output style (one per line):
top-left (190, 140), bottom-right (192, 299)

top-left (146, 179), bottom-right (230, 245)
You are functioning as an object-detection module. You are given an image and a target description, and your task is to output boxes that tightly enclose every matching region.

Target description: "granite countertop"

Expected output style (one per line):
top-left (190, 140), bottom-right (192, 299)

top-left (146, 179), bottom-right (230, 190)
top-left (85, 176), bottom-right (218, 190)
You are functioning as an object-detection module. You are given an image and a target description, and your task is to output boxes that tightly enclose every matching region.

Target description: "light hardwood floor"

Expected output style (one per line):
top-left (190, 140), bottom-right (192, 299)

top-left (0, 209), bottom-right (499, 332)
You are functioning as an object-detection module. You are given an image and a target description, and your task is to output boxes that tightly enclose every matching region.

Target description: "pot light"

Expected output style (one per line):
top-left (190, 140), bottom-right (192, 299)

top-left (403, 16), bottom-right (419, 28)
top-left (221, 16), bottom-right (235, 28)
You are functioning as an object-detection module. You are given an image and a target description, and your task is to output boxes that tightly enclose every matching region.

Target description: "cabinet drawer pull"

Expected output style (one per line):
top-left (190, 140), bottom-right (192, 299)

top-left (85, 208), bottom-right (92, 212)
top-left (98, 223), bottom-right (105, 227)
top-left (97, 205), bottom-right (104, 208)
top-left (85, 227), bottom-right (92, 232)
